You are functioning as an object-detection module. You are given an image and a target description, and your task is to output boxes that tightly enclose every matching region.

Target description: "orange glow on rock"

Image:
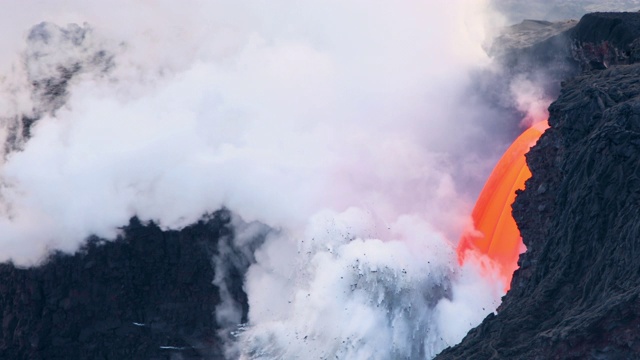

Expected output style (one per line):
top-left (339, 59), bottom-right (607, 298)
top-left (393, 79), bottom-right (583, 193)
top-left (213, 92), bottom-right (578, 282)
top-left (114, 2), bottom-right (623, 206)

top-left (458, 120), bottom-right (548, 289)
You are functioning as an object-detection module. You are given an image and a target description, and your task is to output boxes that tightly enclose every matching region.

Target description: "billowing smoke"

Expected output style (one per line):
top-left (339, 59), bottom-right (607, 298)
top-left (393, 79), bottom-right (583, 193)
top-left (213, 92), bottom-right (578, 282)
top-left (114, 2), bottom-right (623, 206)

top-left (0, 1), bottom-right (519, 358)
top-left (509, 74), bottom-right (552, 127)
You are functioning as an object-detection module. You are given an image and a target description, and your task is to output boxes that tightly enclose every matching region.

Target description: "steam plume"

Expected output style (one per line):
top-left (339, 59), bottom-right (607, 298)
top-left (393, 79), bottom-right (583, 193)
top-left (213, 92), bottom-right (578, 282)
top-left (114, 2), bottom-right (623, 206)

top-left (0, 1), bottom-right (516, 358)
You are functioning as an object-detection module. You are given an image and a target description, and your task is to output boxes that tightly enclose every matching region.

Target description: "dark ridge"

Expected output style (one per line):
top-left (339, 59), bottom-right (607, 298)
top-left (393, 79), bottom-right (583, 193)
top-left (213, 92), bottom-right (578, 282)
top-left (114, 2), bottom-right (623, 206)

top-left (569, 12), bottom-right (640, 71)
top-left (437, 12), bottom-right (640, 360)
top-left (0, 210), bottom-right (237, 360)
top-left (569, 12), bottom-right (640, 50)
top-left (521, 19), bottom-right (554, 27)
top-left (496, 12), bottom-right (640, 88)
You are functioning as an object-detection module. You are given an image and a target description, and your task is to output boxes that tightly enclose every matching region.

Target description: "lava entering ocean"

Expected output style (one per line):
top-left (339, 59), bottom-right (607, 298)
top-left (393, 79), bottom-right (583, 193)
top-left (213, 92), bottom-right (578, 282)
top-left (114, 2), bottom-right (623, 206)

top-left (457, 120), bottom-right (548, 289)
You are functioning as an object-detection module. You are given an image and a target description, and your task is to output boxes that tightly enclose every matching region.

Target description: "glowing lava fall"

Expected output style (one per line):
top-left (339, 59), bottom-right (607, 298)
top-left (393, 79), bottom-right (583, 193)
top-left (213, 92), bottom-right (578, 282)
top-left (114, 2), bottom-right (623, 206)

top-left (458, 120), bottom-right (548, 289)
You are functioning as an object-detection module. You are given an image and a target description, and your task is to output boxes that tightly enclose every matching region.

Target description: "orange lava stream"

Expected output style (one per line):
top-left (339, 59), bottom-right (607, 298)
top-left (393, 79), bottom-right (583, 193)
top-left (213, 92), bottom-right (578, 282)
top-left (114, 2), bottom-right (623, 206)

top-left (457, 120), bottom-right (548, 290)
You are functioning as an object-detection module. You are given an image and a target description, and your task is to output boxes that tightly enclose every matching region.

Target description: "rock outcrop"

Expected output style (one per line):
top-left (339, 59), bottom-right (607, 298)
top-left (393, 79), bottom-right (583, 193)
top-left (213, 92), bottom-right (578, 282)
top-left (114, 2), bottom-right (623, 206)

top-left (0, 211), bottom-right (242, 360)
top-left (438, 12), bottom-right (640, 360)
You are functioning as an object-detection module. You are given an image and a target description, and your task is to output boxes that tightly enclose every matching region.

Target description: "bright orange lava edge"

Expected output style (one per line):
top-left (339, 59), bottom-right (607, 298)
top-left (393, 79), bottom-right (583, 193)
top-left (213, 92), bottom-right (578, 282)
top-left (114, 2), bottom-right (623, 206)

top-left (457, 120), bottom-right (548, 290)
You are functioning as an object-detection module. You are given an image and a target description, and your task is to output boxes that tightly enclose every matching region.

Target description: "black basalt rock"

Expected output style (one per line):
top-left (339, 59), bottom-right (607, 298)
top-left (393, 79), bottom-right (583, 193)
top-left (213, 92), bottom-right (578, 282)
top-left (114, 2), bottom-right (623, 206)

top-left (0, 211), bottom-right (236, 360)
top-left (437, 13), bottom-right (640, 360)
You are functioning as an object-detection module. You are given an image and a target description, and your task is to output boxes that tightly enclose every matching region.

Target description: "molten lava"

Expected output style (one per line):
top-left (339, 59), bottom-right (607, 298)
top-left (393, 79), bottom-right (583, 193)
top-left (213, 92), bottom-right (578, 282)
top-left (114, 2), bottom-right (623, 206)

top-left (458, 120), bottom-right (548, 289)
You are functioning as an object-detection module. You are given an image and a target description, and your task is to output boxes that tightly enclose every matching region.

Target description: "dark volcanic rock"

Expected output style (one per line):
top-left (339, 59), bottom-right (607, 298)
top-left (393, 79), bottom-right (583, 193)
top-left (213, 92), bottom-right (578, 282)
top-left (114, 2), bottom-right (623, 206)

top-left (569, 12), bottom-right (640, 71)
top-left (437, 12), bottom-right (640, 360)
top-left (0, 210), bottom-right (245, 360)
top-left (494, 12), bottom-right (640, 96)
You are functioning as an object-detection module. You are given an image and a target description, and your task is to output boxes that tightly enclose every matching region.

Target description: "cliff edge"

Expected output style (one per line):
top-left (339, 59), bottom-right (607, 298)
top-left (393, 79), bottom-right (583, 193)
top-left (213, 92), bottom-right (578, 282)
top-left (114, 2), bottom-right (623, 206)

top-left (438, 12), bottom-right (640, 360)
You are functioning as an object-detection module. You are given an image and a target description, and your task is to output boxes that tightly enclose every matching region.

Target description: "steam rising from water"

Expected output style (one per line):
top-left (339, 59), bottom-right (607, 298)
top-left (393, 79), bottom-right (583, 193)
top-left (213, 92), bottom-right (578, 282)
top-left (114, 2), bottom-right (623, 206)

top-left (0, 1), bottom-right (512, 358)
top-left (237, 209), bottom-right (502, 359)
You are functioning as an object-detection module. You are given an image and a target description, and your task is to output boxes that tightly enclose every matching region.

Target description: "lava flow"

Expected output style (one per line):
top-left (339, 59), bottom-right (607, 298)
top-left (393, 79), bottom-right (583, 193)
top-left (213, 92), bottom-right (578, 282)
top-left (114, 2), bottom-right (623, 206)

top-left (458, 120), bottom-right (548, 289)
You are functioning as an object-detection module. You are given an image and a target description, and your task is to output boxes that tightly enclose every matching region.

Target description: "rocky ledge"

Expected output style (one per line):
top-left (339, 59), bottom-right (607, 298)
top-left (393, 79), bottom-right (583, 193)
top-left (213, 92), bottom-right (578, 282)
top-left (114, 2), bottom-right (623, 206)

top-left (0, 211), bottom-right (246, 360)
top-left (438, 12), bottom-right (640, 360)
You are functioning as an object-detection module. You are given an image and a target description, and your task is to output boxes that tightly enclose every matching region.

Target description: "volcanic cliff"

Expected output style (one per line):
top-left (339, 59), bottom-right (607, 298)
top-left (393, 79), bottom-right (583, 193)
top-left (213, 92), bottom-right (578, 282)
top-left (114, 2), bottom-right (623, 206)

top-left (438, 12), bottom-right (640, 360)
top-left (0, 211), bottom-right (257, 359)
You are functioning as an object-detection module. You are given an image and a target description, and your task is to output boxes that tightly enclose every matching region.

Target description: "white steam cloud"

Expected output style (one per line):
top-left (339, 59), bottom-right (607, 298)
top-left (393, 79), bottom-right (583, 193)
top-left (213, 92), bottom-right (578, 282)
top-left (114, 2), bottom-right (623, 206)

top-left (0, 1), bottom-right (508, 358)
top-left (510, 74), bottom-right (552, 127)
top-left (238, 209), bottom-right (502, 359)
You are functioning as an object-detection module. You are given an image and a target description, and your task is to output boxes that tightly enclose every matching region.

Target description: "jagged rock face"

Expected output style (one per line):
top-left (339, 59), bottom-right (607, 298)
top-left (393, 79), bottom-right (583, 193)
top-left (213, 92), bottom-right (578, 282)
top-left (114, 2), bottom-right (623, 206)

top-left (0, 211), bottom-right (239, 360)
top-left (437, 13), bottom-right (640, 360)
top-left (569, 12), bottom-right (640, 70)
top-left (497, 12), bottom-right (640, 88)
